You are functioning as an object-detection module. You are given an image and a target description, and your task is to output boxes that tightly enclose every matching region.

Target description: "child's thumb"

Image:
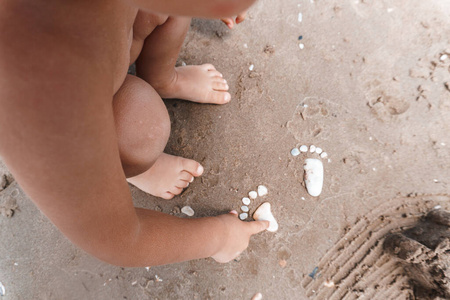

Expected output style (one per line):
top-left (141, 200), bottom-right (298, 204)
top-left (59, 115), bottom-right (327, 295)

top-left (247, 220), bottom-right (270, 234)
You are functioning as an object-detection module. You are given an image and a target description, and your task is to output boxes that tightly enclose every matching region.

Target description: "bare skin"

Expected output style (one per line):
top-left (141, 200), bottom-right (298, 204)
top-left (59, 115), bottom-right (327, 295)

top-left (0, 0), bottom-right (268, 266)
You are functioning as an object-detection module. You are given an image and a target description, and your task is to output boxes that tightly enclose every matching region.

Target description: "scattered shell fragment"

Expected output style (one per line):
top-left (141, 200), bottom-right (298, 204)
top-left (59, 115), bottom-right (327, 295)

top-left (315, 147), bottom-right (323, 154)
top-left (0, 282), bottom-right (4, 296)
top-left (253, 202), bottom-right (278, 232)
top-left (298, 12), bottom-right (303, 22)
top-left (239, 213), bottom-right (248, 220)
top-left (440, 54), bottom-right (448, 61)
top-left (299, 43), bottom-right (305, 50)
top-left (324, 281), bottom-right (335, 288)
top-left (249, 64), bottom-right (255, 71)
top-left (320, 152), bottom-right (328, 159)
top-left (257, 185), bottom-right (268, 197)
top-left (181, 61), bottom-right (187, 67)
top-left (249, 191), bottom-right (258, 199)
top-left (242, 197), bottom-right (251, 205)
top-left (155, 275), bottom-right (163, 282)
top-left (252, 292), bottom-right (263, 300)
top-left (309, 145), bottom-right (316, 153)
top-left (303, 158), bottom-right (324, 197)
top-left (241, 206), bottom-right (249, 212)
top-left (181, 206), bottom-right (195, 217)
top-left (291, 148), bottom-right (300, 156)
top-left (299, 145), bottom-right (308, 152)
top-left (145, 267), bottom-right (151, 271)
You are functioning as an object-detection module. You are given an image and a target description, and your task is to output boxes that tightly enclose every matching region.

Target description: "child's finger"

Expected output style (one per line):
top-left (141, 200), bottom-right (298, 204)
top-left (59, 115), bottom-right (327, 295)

top-left (236, 11), bottom-right (247, 24)
top-left (246, 220), bottom-right (270, 235)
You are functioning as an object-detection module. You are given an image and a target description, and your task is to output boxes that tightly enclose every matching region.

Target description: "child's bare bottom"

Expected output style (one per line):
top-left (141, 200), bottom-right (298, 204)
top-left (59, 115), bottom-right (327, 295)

top-left (114, 12), bottom-right (231, 199)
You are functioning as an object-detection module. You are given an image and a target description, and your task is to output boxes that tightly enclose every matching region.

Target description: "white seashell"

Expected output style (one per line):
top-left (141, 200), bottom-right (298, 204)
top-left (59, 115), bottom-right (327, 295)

top-left (181, 61), bottom-right (187, 66)
top-left (303, 158), bottom-right (324, 197)
top-left (181, 206), bottom-right (195, 217)
top-left (257, 185), bottom-right (268, 197)
top-left (242, 197), bottom-right (251, 205)
top-left (299, 145), bottom-right (308, 152)
top-left (249, 191), bottom-right (258, 199)
top-left (315, 147), bottom-right (323, 154)
top-left (239, 213), bottom-right (248, 220)
top-left (253, 202), bottom-right (278, 232)
top-left (249, 64), bottom-right (254, 71)
top-left (440, 54), bottom-right (448, 61)
top-left (291, 148), bottom-right (300, 156)
top-left (320, 152), bottom-right (328, 159)
top-left (299, 43), bottom-right (305, 50)
top-left (298, 12), bottom-right (303, 22)
top-left (309, 145), bottom-right (316, 153)
top-left (241, 206), bottom-right (249, 212)
top-left (0, 282), bottom-right (4, 296)
top-left (252, 292), bottom-right (263, 300)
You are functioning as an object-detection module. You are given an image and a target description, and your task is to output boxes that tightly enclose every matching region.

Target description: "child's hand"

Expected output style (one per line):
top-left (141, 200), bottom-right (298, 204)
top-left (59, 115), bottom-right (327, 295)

top-left (221, 11), bottom-right (247, 29)
top-left (211, 210), bottom-right (269, 263)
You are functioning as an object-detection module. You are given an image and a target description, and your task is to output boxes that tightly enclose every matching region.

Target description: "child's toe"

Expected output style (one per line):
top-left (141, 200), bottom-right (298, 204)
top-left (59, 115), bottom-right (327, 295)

top-left (212, 81), bottom-right (229, 91)
top-left (179, 171), bottom-right (194, 182)
top-left (161, 192), bottom-right (175, 200)
top-left (176, 180), bottom-right (190, 189)
top-left (208, 70), bottom-right (223, 78)
top-left (181, 159), bottom-right (203, 176)
top-left (208, 91), bottom-right (231, 104)
top-left (201, 64), bottom-right (216, 71)
top-left (170, 186), bottom-right (183, 195)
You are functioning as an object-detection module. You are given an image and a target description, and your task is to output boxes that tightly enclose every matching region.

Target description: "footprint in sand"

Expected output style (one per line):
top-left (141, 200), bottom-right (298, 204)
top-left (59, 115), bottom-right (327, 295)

top-left (291, 144), bottom-right (329, 198)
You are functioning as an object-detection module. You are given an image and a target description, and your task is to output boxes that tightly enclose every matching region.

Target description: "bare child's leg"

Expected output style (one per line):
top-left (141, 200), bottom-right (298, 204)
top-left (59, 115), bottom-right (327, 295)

top-left (136, 14), bottom-right (231, 104)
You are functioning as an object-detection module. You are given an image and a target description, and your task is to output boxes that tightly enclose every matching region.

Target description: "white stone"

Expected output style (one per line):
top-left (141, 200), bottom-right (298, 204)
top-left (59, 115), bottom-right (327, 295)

top-left (242, 197), bottom-right (251, 205)
top-left (181, 206), bottom-right (195, 217)
top-left (440, 54), bottom-right (448, 61)
top-left (315, 147), bottom-right (323, 154)
top-left (253, 202), bottom-right (278, 232)
top-left (239, 213), bottom-right (248, 220)
top-left (291, 148), bottom-right (300, 156)
top-left (249, 64), bottom-right (254, 71)
top-left (0, 282), bottom-right (4, 296)
top-left (257, 185), bottom-right (268, 197)
top-left (252, 293), bottom-right (263, 300)
top-left (299, 43), bottom-right (305, 50)
top-left (249, 191), bottom-right (258, 199)
top-left (309, 145), bottom-right (316, 153)
top-left (299, 145), bottom-right (308, 152)
top-left (303, 158), bottom-right (324, 197)
top-left (320, 152), bottom-right (328, 159)
top-left (298, 13), bottom-right (303, 22)
top-left (241, 206), bottom-right (249, 212)
top-left (181, 61), bottom-right (187, 66)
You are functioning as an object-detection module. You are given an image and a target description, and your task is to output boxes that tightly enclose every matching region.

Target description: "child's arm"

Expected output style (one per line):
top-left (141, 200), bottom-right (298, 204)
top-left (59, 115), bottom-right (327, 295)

top-left (129, 0), bottom-right (256, 19)
top-left (0, 6), bottom-right (267, 266)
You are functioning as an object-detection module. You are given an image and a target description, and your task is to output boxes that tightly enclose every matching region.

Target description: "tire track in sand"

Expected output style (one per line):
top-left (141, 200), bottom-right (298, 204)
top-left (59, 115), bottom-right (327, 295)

top-left (301, 194), bottom-right (450, 299)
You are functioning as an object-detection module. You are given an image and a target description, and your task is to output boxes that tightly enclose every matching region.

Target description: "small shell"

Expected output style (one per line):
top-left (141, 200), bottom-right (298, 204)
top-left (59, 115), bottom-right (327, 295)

top-left (253, 202), bottom-right (278, 232)
top-left (320, 152), bottom-right (328, 159)
top-left (440, 54), bottom-right (448, 61)
top-left (249, 64), bottom-right (255, 71)
top-left (315, 147), bottom-right (323, 154)
top-left (309, 145), bottom-right (316, 152)
top-left (181, 206), bottom-right (195, 217)
top-left (242, 197), bottom-right (251, 205)
top-left (299, 145), bottom-right (308, 152)
top-left (304, 158), bottom-right (324, 197)
top-left (239, 213), bottom-right (248, 220)
top-left (257, 185), bottom-right (268, 197)
top-left (249, 191), bottom-right (258, 199)
top-left (0, 282), bottom-right (5, 296)
top-left (291, 148), bottom-right (300, 156)
top-left (299, 43), bottom-right (305, 50)
top-left (241, 206), bottom-right (249, 212)
top-left (252, 293), bottom-right (263, 300)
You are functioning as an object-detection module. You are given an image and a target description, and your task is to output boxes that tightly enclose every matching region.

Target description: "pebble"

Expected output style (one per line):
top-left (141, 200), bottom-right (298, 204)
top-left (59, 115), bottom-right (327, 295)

top-left (291, 147), bottom-right (300, 156)
top-left (239, 213), bottom-right (248, 220)
top-left (440, 54), bottom-right (448, 61)
top-left (253, 202), bottom-right (278, 232)
top-left (299, 43), bottom-right (305, 50)
top-left (257, 185), bottom-right (268, 197)
top-left (241, 206), bottom-right (249, 212)
top-left (0, 282), bottom-right (4, 296)
top-left (242, 197), bottom-right (251, 205)
top-left (299, 145), bottom-right (308, 152)
top-left (298, 13), bottom-right (303, 22)
top-left (315, 147), bottom-right (323, 154)
top-left (249, 191), bottom-right (258, 199)
top-left (324, 281), bottom-right (335, 288)
top-left (249, 64), bottom-right (255, 71)
top-left (320, 152), bottom-right (328, 159)
top-left (309, 145), bottom-right (316, 153)
top-left (252, 293), bottom-right (263, 300)
top-left (181, 61), bottom-right (187, 66)
top-left (304, 158), bottom-right (324, 197)
top-left (181, 206), bottom-right (195, 217)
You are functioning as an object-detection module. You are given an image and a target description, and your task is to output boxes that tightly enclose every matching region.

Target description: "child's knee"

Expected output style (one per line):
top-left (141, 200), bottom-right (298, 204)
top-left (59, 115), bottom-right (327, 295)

top-left (113, 75), bottom-right (170, 177)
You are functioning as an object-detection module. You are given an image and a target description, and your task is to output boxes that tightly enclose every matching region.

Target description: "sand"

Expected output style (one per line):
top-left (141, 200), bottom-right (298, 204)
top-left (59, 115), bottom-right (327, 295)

top-left (1, 0), bottom-right (450, 299)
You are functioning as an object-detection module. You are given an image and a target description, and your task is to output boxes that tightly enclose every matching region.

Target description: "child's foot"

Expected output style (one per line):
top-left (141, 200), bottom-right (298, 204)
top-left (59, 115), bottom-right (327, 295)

top-left (153, 64), bottom-right (231, 104)
top-left (127, 153), bottom-right (204, 199)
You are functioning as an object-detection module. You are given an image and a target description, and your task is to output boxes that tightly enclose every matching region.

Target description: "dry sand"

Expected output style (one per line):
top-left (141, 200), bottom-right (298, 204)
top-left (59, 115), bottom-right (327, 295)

top-left (1, 0), bottom-right (450, 299)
